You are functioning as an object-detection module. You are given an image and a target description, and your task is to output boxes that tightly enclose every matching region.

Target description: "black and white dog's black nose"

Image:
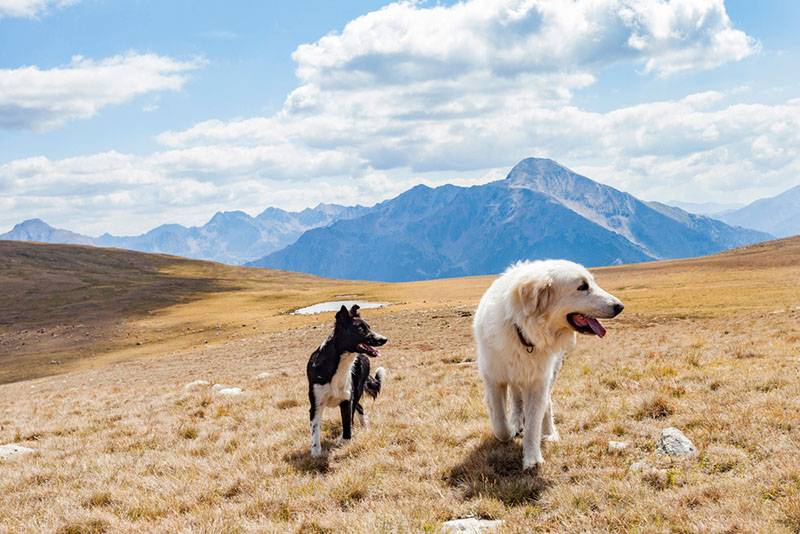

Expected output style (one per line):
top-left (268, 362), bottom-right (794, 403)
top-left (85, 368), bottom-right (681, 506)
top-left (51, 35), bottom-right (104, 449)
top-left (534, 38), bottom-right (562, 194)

top-left (611, 302), bottom-right (624, 316)
top-left (370, 334), bottom-right (388, 346)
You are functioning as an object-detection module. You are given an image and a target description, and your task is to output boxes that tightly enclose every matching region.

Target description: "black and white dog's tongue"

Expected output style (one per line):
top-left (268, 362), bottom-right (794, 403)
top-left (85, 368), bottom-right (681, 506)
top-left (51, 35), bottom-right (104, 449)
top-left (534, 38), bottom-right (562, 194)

top-left (357, 343), bottom-right (380, 357)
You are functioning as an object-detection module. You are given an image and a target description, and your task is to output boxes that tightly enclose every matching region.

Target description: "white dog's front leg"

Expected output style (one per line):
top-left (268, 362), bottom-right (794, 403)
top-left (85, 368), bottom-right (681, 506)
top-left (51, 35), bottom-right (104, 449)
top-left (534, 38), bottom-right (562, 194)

top-left (542, 354), bottom-right (562, 441)
top-left (485, 381), bottom-right (513, 441)
top-left (522, 382), bottom-right (549, 470)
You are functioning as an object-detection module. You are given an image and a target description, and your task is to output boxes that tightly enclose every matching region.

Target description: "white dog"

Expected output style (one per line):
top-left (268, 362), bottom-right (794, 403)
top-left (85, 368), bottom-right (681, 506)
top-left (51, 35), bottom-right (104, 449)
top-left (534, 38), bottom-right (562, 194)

top-left (473, 260), bottom-right (623, 470)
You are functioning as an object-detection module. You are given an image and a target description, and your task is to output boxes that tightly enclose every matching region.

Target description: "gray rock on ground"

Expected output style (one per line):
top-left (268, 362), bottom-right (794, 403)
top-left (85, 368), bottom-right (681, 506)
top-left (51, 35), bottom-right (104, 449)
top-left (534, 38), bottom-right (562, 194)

top-left (608, 440), bottom-right (627, 452)
top-left (442, 518), bottom-right (505, 533)
top-left (0, 444), bottom-right (35, 461)
top-left (629, 460), bottom-right (648, 471)
top-left (657, 427), bottom-right (697, 457)
top-left (184, 380), bottom-right (210, 391)
top-left (216, 387), bottom-right (242, 396)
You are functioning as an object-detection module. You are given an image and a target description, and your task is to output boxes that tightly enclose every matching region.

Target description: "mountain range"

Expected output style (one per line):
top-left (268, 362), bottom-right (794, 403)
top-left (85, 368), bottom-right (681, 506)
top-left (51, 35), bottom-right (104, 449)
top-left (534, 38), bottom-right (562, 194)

top-left (717, 184), bottom-right (800, 238)
top-left (3, 157), bottom-right (792, 281)
top-left (0, 204), bottom-right (368, 264)
top-left (248, 158), bottom-right (770, 281)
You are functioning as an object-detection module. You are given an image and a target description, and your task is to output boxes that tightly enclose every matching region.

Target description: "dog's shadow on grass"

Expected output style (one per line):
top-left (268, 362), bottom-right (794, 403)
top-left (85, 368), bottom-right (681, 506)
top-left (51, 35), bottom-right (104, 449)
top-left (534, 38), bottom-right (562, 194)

top-left (446, 438), bottom-right (549, 506)
top-left (284, 446), bottom-right (331, 474)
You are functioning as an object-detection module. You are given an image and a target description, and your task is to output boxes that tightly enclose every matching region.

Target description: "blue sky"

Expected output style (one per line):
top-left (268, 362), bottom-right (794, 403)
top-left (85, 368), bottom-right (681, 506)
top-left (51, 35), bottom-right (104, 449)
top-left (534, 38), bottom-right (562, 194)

top-left (1, 0), bottom-right (798, 235)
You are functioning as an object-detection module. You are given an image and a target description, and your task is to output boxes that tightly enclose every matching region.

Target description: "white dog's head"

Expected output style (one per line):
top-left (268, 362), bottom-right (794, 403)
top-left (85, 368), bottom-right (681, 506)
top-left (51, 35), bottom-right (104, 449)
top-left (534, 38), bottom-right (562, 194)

top-left (508, 260), bottom-right (623, 345)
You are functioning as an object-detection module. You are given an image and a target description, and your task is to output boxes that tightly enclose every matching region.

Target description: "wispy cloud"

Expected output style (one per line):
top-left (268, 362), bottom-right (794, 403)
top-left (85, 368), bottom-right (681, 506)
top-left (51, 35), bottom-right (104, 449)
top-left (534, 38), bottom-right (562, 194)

top-left (0, 0), bottom-right (77, 18)
top-left (0, 52), bottom-right (203, 130)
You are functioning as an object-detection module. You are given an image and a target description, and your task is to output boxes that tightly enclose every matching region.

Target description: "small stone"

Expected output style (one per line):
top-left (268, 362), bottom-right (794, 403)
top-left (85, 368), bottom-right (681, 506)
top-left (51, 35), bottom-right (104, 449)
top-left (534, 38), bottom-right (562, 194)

top-left (657, 427), bottom-right (697, 457)
top-left (184, 380), bottom-right (210, 391)
top-left (608, 440), bottom-right (627, 452)
top-left (442, 518), bottom-right (505, 533)
top-left (212, 384), bottom-right (226, 391)
top-left (0, 444), bottom-right (35, 461)
top-left (217, 387), bottom-right (242, 396)
top-left (629, 460), bottom-right (648, 471)
top-left (256, 372), bottom-right (271, 380)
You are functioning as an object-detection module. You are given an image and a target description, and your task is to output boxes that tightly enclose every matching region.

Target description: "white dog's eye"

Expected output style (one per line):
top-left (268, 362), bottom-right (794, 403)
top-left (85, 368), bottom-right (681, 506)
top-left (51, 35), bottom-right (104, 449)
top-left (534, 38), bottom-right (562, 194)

top-left (577, 281), bottom-right (589, 291)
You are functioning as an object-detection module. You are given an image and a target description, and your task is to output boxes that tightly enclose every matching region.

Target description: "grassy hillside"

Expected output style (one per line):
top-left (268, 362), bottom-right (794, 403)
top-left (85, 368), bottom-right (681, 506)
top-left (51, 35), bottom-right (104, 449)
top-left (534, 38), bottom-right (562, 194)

top-left (0, 238), bottom-right (799, 532)
top-left (0, 240), bottom-right (395, 384)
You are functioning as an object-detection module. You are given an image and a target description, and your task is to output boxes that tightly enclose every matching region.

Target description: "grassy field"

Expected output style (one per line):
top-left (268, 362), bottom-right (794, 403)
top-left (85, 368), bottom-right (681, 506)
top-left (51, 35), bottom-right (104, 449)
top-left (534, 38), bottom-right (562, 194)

top-left (0, 238), bottom-right (799, 532)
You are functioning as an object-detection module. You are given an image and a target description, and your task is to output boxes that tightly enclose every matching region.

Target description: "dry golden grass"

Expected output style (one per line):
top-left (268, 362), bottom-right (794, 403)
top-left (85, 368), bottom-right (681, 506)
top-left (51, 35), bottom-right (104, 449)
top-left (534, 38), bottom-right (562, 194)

top-left (1, 238), bottom-right (799, 533)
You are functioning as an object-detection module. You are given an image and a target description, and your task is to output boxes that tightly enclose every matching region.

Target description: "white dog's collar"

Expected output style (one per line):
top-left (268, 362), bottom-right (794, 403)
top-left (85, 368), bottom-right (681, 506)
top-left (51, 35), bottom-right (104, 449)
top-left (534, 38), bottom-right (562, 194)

top-left (514, 323), bottom-right (535, 353)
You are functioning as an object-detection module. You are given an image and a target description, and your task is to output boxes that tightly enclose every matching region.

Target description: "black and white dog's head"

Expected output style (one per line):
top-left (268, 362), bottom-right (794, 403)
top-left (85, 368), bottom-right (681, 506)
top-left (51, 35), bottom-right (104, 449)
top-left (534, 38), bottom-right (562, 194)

top-left (335, 304), bottom-right (387, 357)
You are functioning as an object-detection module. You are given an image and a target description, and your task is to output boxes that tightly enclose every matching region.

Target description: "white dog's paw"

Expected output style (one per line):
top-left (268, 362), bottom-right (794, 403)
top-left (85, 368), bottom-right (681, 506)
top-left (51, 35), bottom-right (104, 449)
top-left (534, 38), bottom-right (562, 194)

top-left (310, 446), bottom-right (323, 458)
top-left (523, 457), bottom-right (544, 473)
top-left (511, 419), bottom-right (524, 437)
top-left (542, 432), bottom-right (560, 442)
top-left (492, 426), bottom-right (515, 442)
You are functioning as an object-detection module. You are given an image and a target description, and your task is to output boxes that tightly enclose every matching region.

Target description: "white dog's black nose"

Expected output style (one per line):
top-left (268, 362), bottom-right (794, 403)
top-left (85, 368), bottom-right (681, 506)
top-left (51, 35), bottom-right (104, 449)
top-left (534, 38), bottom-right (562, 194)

top-left (612, 302), bottom-right (624, 316)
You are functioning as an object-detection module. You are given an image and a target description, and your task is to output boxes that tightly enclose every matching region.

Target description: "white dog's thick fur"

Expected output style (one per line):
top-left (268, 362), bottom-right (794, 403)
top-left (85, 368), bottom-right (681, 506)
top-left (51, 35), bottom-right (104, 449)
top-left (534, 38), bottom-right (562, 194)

top-left (473, 260), bottom-right (623, 470)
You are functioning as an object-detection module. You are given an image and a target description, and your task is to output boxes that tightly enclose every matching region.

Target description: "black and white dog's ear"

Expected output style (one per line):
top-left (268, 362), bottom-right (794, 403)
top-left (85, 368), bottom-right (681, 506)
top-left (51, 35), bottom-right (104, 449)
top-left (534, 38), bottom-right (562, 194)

top-left (349, 304), bottom-right (361, 317)
top-left (336, 305), bottom-right (350, 325)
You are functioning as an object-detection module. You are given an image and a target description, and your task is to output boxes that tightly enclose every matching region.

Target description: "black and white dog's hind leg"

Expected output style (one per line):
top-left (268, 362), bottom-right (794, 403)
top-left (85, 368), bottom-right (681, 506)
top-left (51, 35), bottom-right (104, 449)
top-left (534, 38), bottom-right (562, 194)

top-left (354, 356), bottom-right (385, 427)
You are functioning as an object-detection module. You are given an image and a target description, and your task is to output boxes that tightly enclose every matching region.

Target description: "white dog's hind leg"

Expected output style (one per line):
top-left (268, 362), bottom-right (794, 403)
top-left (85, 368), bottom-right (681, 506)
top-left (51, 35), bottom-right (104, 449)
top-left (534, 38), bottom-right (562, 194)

top-left (509, 385), bottom-right (524, 437)
top-left (485, 381), bottom-right (513, 441)
top-left (542, 397), bottom-right (559, 442)
top-left (522, 381), bottom-right (550, 470)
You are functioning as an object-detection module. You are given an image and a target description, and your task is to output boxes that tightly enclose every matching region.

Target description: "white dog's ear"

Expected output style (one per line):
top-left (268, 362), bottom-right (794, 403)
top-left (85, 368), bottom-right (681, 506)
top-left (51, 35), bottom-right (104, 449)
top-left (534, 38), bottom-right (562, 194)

top-left (516, 276), bottom-right (554, 316)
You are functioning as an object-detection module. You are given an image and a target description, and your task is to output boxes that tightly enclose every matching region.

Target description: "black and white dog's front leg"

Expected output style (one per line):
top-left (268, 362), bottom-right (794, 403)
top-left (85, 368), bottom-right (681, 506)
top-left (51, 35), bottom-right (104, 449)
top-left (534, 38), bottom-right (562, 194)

top-left (309, 388), bottom-right (323, 457)
top-left (339, 399), bottom-right (352, 442)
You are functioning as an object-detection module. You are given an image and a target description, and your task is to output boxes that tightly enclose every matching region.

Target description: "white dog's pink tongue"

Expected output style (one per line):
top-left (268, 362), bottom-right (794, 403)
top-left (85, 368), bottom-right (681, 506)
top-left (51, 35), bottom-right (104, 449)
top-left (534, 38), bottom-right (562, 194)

top-left (585, 316), bottom-right (606, 337)
top-left (574, 314), bottom-right (607, 337)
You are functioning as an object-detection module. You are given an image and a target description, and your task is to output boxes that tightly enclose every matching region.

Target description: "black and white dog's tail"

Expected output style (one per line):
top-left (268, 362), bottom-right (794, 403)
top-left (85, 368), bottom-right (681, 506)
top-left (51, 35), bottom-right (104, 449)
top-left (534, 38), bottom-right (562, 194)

top-left (364, 367), bottom-right (386, 400)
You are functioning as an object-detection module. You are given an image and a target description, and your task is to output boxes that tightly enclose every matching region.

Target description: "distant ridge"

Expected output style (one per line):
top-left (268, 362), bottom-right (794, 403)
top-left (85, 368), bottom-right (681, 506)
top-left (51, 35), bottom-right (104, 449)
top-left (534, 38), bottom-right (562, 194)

top-left (0, 219), bottom-right (94, 246)
top-left (666, 200), bottom-right (743, 216)
top-left (718, 184), bottom-right (800, 237)
top-left (1, 204), bottom-right (369, 265)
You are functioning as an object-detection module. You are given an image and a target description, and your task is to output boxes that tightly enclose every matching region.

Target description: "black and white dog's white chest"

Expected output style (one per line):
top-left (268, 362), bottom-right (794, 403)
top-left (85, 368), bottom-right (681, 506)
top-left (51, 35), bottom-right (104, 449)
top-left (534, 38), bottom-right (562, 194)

top-left (313, 352), bottom-right (357, 408)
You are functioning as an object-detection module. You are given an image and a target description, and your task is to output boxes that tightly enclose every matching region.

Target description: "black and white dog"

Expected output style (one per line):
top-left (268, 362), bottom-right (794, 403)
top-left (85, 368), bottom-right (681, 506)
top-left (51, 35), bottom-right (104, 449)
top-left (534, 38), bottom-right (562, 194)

top-left (307, 304), bottom-right (387, 457)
